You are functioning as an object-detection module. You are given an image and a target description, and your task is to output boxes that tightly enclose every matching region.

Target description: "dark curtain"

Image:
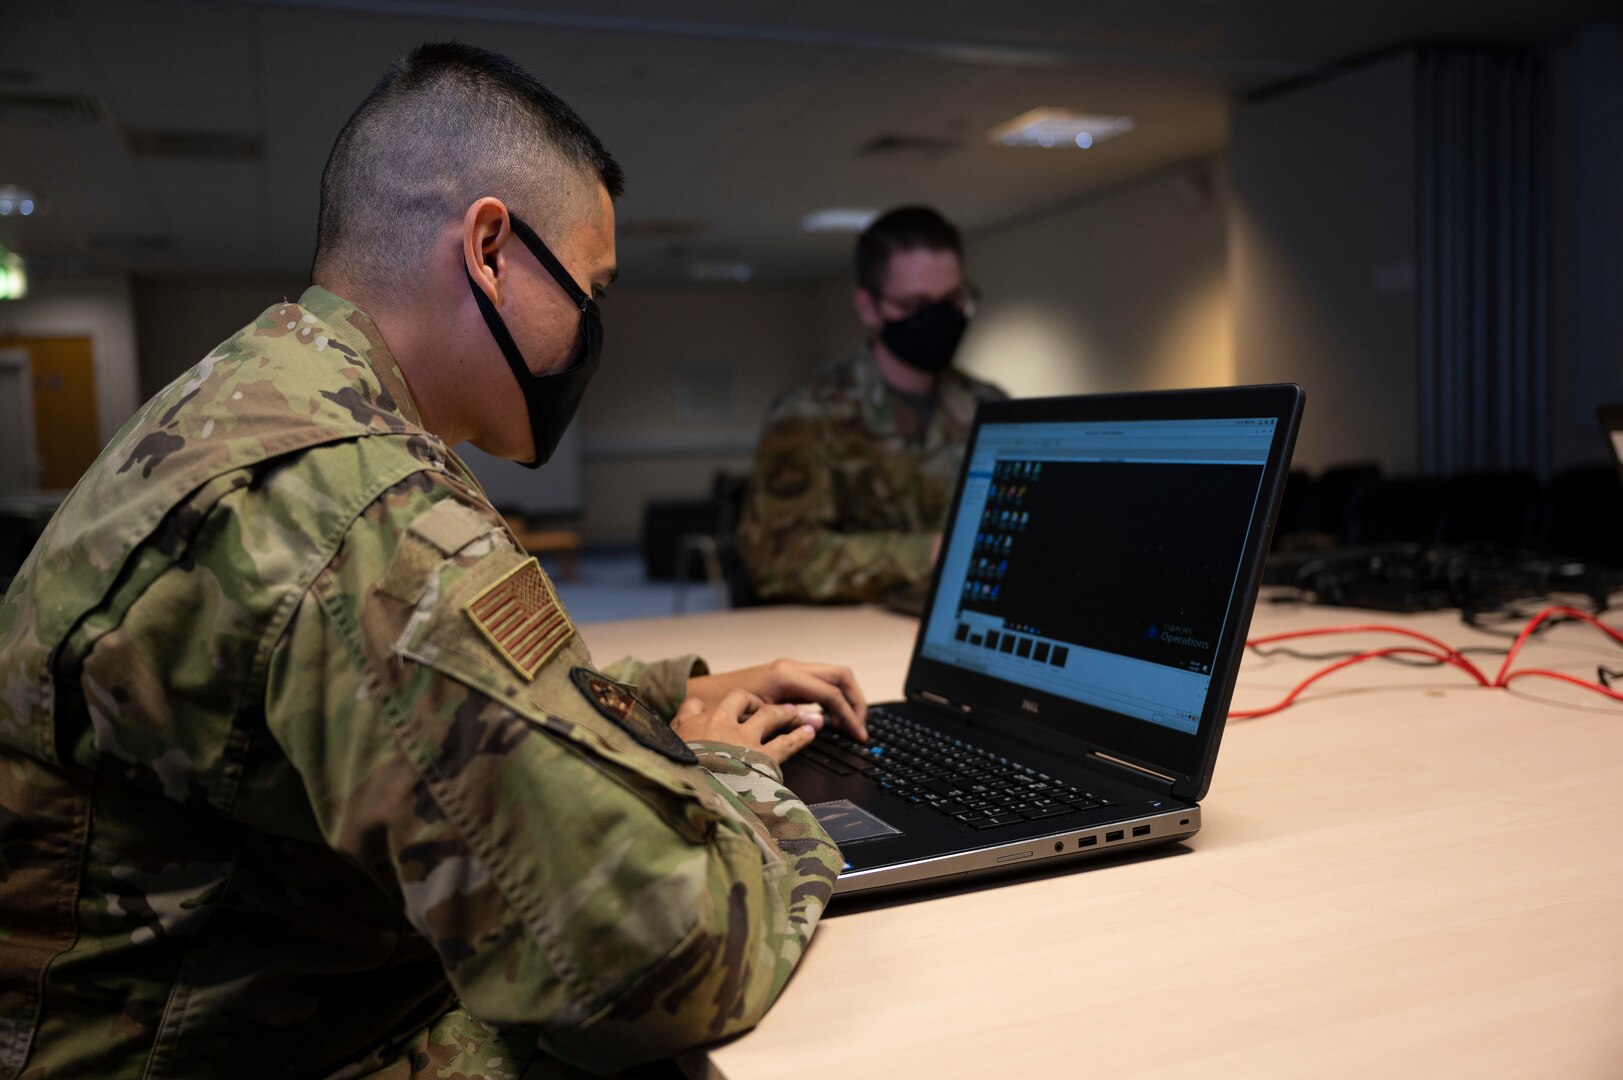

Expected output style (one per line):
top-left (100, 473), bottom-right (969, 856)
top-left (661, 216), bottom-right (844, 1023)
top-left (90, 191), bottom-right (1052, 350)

top-left (1417, 47), bottom-right (1550, 477)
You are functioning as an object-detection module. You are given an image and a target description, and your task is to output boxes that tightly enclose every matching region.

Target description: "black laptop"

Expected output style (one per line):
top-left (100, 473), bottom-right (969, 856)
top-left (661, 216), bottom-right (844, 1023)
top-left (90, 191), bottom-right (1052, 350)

top-left (784, 384), bottom-right (1305, 895)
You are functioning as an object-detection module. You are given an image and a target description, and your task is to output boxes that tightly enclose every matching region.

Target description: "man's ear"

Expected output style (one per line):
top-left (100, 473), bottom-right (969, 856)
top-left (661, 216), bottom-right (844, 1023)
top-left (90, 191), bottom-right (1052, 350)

top-left (853, 286), bottom-right (883, 331)
top-left (463, 197), bottom-right (512, 306)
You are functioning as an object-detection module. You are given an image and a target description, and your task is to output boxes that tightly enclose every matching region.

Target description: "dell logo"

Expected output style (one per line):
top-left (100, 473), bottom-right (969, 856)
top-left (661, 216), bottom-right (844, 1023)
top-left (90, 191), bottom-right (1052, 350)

top-left (1022, 699), bottom-right (1040, 714)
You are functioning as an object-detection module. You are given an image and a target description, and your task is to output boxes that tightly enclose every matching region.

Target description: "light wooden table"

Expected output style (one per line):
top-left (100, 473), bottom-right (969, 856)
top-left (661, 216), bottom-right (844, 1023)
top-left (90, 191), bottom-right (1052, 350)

top-left (583, 598), bottom-right (1623, 1079)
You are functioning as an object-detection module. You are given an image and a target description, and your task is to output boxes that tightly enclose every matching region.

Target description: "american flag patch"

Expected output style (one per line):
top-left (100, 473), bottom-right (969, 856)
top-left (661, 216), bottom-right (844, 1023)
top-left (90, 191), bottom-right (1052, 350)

top-left (464, 558), bottom-right (574, 680)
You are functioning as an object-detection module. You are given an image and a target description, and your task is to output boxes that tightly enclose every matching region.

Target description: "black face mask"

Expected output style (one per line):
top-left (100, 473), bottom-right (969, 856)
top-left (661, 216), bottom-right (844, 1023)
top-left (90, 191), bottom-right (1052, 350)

top-left (878, 297), bottom-right (969, 374)
top-left (466, 212), bottom-right (602, 468)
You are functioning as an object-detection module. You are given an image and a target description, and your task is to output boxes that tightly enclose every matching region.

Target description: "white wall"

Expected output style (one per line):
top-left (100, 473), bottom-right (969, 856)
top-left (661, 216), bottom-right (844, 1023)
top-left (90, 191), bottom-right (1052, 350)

top-left (577, 283), bottom-right (824, 542)
top-left (0, 274), bottom-right (142, 452)
top-left (957, 163), bottom-right (1233, 397)
top-left (812, 275), bottom-right (866, 369)
top-left (806, 166), bottom-right (1234, 402)
top-left (1230, 52), bottom-right (1420, 475)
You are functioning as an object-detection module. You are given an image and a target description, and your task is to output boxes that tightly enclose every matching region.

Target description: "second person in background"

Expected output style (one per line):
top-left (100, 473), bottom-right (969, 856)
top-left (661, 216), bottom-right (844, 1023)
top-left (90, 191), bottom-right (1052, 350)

top-left (739, 206), bottom-right (1007, 604)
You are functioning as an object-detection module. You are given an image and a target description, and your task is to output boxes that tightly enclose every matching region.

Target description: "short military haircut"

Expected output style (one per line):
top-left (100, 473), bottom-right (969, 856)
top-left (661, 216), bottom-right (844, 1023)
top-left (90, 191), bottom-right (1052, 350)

top-left (313, 41), bottom-right (623, 302)
top-left (854, 205), bottom-right (963, 295)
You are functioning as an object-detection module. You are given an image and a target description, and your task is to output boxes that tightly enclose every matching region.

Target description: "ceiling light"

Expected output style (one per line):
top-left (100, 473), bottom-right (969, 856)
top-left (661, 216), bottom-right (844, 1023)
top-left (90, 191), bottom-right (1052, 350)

top-left (801, 208), bottom-right (880, 233)
top-left (0, 185), bottom-right (37, 216)
top-left (988, 109), bottom-right (1135, 149)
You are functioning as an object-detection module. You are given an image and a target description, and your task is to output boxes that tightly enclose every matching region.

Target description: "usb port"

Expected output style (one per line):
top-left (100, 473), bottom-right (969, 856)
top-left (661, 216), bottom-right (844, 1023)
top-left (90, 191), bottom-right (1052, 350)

top-left (1132, 825), bottom-right (1151, 837)
top-left (1078, 836), bottom-right (1096, 848)
top-left (1105, 829), bottom-right (1124, 842)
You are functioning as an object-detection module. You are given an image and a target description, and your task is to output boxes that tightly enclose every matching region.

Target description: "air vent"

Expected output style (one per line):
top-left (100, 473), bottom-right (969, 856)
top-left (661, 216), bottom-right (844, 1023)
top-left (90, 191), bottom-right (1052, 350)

top-left (855, 133), bottom-right (961, 159)
top-left (0, 90), bottom-right (104, 123)
top-left (686, 260), bottom-right (752, 284)
top-left (619, 219), bottom-right (706, 239)
top-left (124, 129), bottom-right (262, 162)
top-left (89, 234), bottom-right (172, 252)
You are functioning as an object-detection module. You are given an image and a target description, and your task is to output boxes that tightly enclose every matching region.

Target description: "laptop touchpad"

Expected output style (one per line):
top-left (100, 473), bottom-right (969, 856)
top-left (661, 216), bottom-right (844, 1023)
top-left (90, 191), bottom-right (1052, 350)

top-left (809, 800), bottom-right (904, 844)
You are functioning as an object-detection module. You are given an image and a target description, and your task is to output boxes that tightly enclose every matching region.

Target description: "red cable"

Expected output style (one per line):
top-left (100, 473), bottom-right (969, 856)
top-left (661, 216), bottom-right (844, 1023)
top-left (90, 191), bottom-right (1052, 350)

top-left (1229, 607), bottom-right (1623, 720)
top-left (1492, 605), bottom-right (1623, 686)
top-left (1248, 623), bottom-right (1487, 681)
top-left (1499, 669), bottom-right (1623, 702)
top-left (1230, 645), bottom-right (1481, 719)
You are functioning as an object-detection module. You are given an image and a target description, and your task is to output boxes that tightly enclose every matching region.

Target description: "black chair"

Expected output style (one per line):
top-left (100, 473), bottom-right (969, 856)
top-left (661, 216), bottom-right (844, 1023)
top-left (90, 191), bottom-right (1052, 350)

top-left (1439, 471), bottom-right (1541, 550)
top-left (1270, 470), bottom-right (1318, 551)
top-left (671, 472), bottom-right (759, 611)
top-left (1, 517), bottom-right (34, 593)
top-left (1312, 463), bottom-right (1382, 545)
top-left (1344, 477), bottom-right (1449, 546)
top-left (641, 497), bottom-right (720, 581)
top-left (1542, 465), bottom-right (1623, 567)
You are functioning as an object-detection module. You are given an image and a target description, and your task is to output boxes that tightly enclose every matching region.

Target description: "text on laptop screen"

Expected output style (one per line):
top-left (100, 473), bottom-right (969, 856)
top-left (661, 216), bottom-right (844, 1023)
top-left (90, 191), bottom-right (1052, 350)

top-left (920, 417), bottom-right (1277, 734)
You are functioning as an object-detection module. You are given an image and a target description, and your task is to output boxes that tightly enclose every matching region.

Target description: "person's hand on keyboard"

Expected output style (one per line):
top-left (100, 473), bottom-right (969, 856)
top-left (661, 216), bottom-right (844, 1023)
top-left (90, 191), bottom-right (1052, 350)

top-left (687, 659), bottom-right (869, 741)
top-left (670, 689), bottom-right (821, 764)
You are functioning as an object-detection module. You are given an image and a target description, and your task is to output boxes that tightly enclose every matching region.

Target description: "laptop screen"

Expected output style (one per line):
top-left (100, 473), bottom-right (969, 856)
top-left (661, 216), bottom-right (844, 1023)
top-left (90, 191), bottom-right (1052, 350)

top-left (1600, 405), bottom-right (1623, 484)
top-left (918, 416), bottom-right (1278, 736)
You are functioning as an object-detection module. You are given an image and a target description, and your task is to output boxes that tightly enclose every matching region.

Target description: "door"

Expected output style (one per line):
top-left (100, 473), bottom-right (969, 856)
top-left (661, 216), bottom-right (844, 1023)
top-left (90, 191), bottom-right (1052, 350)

top-left (0, 336), bottom-right (100, 491)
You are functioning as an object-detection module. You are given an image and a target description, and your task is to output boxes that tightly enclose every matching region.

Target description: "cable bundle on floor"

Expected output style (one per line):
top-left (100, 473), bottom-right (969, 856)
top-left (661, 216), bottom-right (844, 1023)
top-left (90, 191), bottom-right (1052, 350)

top-left (1230, 606), bottom-right (1623, 719)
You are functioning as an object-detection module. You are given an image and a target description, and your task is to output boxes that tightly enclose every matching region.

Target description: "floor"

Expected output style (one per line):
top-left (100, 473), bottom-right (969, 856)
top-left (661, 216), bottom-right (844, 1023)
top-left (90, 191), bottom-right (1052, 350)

top-left (543, 546), bottom-right (725, 624)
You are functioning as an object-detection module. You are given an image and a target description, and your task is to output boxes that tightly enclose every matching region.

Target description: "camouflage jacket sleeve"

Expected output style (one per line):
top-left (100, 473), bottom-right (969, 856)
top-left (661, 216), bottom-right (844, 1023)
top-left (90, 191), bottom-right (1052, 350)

top-left (600, 654), bottom-right (708, 720)
top-left (738, 416), bottom-right (934, 603)
top-left (264, 481), bottom-right (841, 1074)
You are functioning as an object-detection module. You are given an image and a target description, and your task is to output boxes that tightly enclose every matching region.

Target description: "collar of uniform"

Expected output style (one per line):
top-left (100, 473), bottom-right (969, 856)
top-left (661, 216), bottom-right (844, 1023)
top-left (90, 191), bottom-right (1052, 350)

top-left (935, 366), bottom-right (981, 430)
top-left (297, 285), bottom-right (425, 431)
top-left (853, 344), bottom-right (975, 443)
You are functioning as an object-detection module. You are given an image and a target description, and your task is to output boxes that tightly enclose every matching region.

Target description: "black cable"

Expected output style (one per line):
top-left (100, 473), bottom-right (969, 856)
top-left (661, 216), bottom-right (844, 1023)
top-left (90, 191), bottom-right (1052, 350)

top-left (1249, 645), bottom-right (1509, 665)
top-left (1462, 607), bottom-right (1574, 638)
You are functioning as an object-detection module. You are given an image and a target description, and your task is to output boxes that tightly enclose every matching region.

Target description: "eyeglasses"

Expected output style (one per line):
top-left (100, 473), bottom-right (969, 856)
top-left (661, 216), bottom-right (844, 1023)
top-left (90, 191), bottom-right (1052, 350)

top-left (870, 281), bottom-right (980, 320)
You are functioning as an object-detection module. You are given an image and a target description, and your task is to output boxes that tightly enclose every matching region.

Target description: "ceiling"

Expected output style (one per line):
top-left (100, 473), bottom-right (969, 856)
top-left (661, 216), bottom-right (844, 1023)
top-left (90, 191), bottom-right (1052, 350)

top-left (0, 0), bottom-right (1615, 284)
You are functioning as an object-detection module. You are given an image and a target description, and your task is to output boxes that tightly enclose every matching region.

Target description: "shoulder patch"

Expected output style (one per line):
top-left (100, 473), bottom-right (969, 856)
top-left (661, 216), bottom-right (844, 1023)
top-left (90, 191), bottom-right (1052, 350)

top-left (764, 447), bottom-right (814, 499)
top-left (570, 667), bottom-right (698, 765)
top-left (376, 534), bottom-right (445, 604)
top-left (410, 497), bottom-right (494, 556)
top-left (464, 557), bottom-right (574, 680)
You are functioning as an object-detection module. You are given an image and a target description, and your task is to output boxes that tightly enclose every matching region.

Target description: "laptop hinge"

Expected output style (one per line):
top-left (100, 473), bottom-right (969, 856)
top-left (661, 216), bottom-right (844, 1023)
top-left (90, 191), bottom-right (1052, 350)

top-left (914, 690), bottom-right (970, 713)
top-left (1091, 751), bottom-right (1179, 794)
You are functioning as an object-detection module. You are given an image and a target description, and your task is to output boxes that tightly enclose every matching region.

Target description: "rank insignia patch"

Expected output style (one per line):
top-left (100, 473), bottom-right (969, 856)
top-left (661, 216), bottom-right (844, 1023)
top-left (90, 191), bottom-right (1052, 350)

top-left (465, 557), bottom-right (574, 680)
top-left (570, 667), bottom-right (697, 764)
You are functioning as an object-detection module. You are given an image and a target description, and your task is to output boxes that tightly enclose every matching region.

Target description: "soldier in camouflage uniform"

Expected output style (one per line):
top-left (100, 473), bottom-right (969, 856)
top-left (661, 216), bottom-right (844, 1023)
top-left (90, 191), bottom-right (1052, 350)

top-left (0, 44), bottom-right (866, 1079)
top-left (738, 207), bottom-right (1006, 604)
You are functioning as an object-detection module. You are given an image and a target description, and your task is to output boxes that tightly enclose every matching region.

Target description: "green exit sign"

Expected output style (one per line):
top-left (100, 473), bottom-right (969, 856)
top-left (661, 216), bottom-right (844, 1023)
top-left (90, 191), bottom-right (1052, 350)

top-left (0, 246), bottom-right (26, 300)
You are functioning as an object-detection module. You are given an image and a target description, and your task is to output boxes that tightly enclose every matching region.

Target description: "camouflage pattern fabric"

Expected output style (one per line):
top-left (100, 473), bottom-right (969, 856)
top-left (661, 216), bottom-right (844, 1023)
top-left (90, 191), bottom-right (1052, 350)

top-left (0, 287), bottom-right (842, 1078)
top-left (737, 348), bottom-right (1006, 603)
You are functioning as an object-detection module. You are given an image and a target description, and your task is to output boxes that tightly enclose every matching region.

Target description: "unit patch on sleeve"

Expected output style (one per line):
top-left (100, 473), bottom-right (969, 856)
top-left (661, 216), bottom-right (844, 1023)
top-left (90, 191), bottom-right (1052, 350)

top-left (464, 557), bottom-right (575, 680)
top-left (570, 667), bottom-right (698, 764)
top-left (763, 447), bottom-right (813, 499)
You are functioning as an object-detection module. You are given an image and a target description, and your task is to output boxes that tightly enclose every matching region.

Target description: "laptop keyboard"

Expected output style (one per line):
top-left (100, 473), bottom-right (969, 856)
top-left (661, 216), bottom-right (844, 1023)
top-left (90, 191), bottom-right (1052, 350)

top-left (804, 706), bottom-right (1120, 830)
